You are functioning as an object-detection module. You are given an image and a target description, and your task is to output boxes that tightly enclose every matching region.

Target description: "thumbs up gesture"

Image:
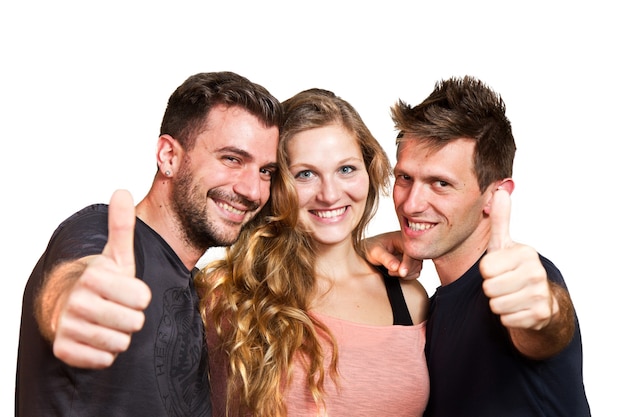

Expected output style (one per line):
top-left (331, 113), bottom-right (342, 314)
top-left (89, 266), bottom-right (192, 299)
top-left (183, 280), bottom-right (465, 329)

top-left (479, 188), bottom-right (555, 332)
top-left (52, 190), bottom-right (152, 369)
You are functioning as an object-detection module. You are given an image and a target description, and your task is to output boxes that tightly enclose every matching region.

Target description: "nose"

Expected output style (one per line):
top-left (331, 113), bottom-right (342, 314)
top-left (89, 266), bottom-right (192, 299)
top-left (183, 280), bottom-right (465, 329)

top-left (232, 167), bottom-right (263, 203)
top-left (317, 177), bottom-right (341, 204)
top-left (395, 183), bottom-right (428, 215)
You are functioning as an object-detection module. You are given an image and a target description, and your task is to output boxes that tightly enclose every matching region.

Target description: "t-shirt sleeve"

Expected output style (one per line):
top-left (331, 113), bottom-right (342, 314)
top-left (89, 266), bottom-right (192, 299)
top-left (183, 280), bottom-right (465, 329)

top-left (539, 253), bottom-right (568, 290)
top-left (42, 207), bottom-right (109, 274)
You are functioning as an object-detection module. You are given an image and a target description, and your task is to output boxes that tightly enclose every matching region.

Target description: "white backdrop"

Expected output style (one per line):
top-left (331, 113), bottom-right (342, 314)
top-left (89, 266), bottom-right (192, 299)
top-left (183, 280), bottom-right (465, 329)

top-left (2, 1), bottom-right (623, 415)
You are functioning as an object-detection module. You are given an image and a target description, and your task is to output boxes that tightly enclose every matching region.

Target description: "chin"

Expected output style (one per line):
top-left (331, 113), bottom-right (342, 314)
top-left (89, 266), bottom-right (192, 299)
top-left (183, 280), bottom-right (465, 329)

top-left (208, 228), bottom-right (240, 247)
top-left (402, 242), bottom-right (424, 260)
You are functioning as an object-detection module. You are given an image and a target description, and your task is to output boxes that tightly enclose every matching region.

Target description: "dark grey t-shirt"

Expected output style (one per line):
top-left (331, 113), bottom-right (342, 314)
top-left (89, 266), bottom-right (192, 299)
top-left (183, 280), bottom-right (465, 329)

top-left (16, 204), bottom-right (211, 416)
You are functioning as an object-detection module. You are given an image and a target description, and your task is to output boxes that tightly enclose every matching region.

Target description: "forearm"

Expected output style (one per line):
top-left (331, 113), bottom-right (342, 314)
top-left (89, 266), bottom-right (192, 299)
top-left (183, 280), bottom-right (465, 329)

top-left (509, 281), bottom-right (575, 360)
top-left (35, 260), bottom-right (87, 342)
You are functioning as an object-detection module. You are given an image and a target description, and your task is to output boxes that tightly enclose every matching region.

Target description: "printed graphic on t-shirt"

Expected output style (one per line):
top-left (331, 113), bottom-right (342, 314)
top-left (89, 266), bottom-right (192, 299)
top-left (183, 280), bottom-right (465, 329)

top-left (155, 286), bottom-right (211, 416)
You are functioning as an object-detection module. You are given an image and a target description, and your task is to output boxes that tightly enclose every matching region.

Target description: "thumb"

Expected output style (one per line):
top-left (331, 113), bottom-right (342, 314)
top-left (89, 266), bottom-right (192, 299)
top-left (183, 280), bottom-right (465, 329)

top-left (487, 188), bottom-right (513, 252)
top-left (102, 189), bottom-right (136, 276)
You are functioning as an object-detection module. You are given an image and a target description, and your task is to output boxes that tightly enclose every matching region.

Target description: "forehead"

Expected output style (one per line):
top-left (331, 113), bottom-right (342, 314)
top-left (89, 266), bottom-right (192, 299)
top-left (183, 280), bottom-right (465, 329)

top-left (397, 136), bottom-right (474, 158)
top-left (204, 105), bottom-right (267, 138)
top-left (396, 137), bottom-right (476, 176)
top-left (200, 104), bottom-right (279, 157)
top-left (287, 124), bottom-right (362, 160)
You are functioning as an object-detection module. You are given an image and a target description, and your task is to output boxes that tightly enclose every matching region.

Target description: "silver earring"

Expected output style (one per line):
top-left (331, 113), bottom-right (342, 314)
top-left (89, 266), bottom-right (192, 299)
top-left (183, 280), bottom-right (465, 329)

top-left (165, 170), bottom-right (171, 176)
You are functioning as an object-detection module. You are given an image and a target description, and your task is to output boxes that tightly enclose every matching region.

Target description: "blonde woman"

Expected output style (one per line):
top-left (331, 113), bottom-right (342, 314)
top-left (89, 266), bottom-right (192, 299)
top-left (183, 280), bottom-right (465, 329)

top-left (196, 89), bottom-right (429, 416)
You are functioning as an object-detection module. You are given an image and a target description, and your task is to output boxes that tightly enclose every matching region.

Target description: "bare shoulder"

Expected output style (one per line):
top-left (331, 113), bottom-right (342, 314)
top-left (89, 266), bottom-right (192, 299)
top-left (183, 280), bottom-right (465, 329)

top-left (399, 279), bottom-right (429, 325)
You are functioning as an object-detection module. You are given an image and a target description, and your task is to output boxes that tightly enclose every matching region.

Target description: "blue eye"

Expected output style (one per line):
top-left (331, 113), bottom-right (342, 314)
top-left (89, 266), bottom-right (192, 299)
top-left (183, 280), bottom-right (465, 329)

top-left (340, 166), bottom-right (355, 174)
top-left (295, 170), bottom-right (313, 179)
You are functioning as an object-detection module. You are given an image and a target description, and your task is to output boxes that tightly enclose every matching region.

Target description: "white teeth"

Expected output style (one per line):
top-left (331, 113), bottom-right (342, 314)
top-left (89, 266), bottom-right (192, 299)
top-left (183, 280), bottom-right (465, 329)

top-left (216, 201), bottom-right (245, 215)
top-left (408, 221), bottom-right (435, 231)
top-left (313, 207), bottom-right (347, 218)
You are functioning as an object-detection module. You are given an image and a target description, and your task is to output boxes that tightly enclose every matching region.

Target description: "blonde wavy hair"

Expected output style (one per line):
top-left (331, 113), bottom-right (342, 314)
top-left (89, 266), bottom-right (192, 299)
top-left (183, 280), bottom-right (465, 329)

top-left (196, 88), bottom-right (392, 417)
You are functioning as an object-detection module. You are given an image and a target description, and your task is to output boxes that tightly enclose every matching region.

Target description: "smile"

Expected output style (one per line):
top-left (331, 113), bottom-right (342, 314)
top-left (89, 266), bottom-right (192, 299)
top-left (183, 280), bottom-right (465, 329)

top-left (407, 221), bottom-right (435, 231)
top-left (311, 207), bottom-right (347, 219)
top-left (216, 201), bottom-right (246, 215)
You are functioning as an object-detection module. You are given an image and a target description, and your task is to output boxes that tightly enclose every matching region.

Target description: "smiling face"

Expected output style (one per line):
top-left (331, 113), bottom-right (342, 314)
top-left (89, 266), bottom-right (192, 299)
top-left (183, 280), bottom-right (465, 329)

top-left (172, 105), bottom-right (279, 249)
top-left (287, 124), bottom-right (370, 247)
top-left (393, 137), bottom-right (493, 267)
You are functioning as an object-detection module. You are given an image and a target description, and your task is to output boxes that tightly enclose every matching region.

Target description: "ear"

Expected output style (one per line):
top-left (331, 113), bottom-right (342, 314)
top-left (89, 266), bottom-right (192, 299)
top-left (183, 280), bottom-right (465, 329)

top-left (156, 135), bottom-right (181, 178)
top-left (484, 178), bottom-right (515, 215)
top-left (496, 178), bottom-right (515, 195)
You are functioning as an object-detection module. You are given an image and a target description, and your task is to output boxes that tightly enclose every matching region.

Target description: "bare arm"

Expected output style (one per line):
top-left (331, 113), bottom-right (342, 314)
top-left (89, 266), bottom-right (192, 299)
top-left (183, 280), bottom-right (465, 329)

top-left (481, 189), bottom-right (576, 360)
top-left (35, 190), bottom-right (151, 369)
top-left (399, 278), bottom-right (430, 325)
top-left (507, 281), bottom-right (575, 360)
top-left (35, 259), bottom-right (89, 343)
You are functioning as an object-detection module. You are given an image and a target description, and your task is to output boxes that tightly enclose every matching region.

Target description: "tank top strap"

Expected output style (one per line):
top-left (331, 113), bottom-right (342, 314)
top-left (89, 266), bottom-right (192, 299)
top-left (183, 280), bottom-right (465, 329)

top-left (376, 266), bottom-right (413, 326)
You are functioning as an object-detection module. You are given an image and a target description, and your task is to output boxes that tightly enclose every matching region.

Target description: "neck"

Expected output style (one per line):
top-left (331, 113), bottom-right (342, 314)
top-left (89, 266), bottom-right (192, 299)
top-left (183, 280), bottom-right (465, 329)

top-left (314, 239), bottom-right (370, 282)
top-left (433, 228), bottom-right (489, 286)
top-left (135, 188), bottom-right (205, 271)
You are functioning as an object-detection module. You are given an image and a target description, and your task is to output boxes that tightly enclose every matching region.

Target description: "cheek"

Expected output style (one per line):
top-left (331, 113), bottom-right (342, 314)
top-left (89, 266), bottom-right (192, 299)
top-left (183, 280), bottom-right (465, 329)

top-left (354, 182), bottom-right (370, 202)
top-left (348, 174), bottom-right (370, 201)
top-left (295, 184), bottom-right (316, 208)
top-left (259, 182), bottom-right (272, 207)
top-left (392, 185), bottom-right (405, 209)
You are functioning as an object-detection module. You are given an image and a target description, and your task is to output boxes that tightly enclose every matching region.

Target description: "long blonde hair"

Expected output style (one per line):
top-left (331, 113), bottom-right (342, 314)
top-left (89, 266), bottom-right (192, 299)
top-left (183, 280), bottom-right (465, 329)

top-left (196, 88), bottom-right (391, 417)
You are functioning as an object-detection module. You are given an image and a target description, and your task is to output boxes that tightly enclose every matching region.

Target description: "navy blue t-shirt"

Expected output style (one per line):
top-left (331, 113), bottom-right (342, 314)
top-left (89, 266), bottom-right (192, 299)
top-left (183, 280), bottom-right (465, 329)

top-left (16, 204), bottom-right (211, 416)
top-left (424, 254), bottom-right (590, 417)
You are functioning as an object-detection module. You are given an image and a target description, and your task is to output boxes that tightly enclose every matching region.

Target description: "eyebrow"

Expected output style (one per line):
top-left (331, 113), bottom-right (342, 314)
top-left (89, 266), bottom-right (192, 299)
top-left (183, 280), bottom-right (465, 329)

top-left (215, 146), bottom-right (253, 159)
top-left (217, 146), bottom-right (278, 169)
top-left (292, 156), bottom-right (363, 167)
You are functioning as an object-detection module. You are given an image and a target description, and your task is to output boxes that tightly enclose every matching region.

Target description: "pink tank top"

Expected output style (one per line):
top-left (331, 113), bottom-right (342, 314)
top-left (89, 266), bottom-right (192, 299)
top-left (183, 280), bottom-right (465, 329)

top-left (284, 312), bottom-right (429, 416)
top-left (207, 313), bottom-right (429, 416)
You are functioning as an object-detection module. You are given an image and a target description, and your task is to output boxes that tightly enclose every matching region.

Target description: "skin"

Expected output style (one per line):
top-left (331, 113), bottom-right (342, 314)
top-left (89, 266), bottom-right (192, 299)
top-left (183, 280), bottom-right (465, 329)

top-left (137, 105), bottom-right (279, 267)
top-left (38, 106), bottom-right (420, 370)
top-left (288, 124), bottom-right (427, 325)
top-left (289, 125), bottom-right (369, 247)
top-left (392, 136), bottom-right (574, 359)
top-left (393, 138), bottom-right (491, 285)
top-left (39, 105), bottom-right (279, 368)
